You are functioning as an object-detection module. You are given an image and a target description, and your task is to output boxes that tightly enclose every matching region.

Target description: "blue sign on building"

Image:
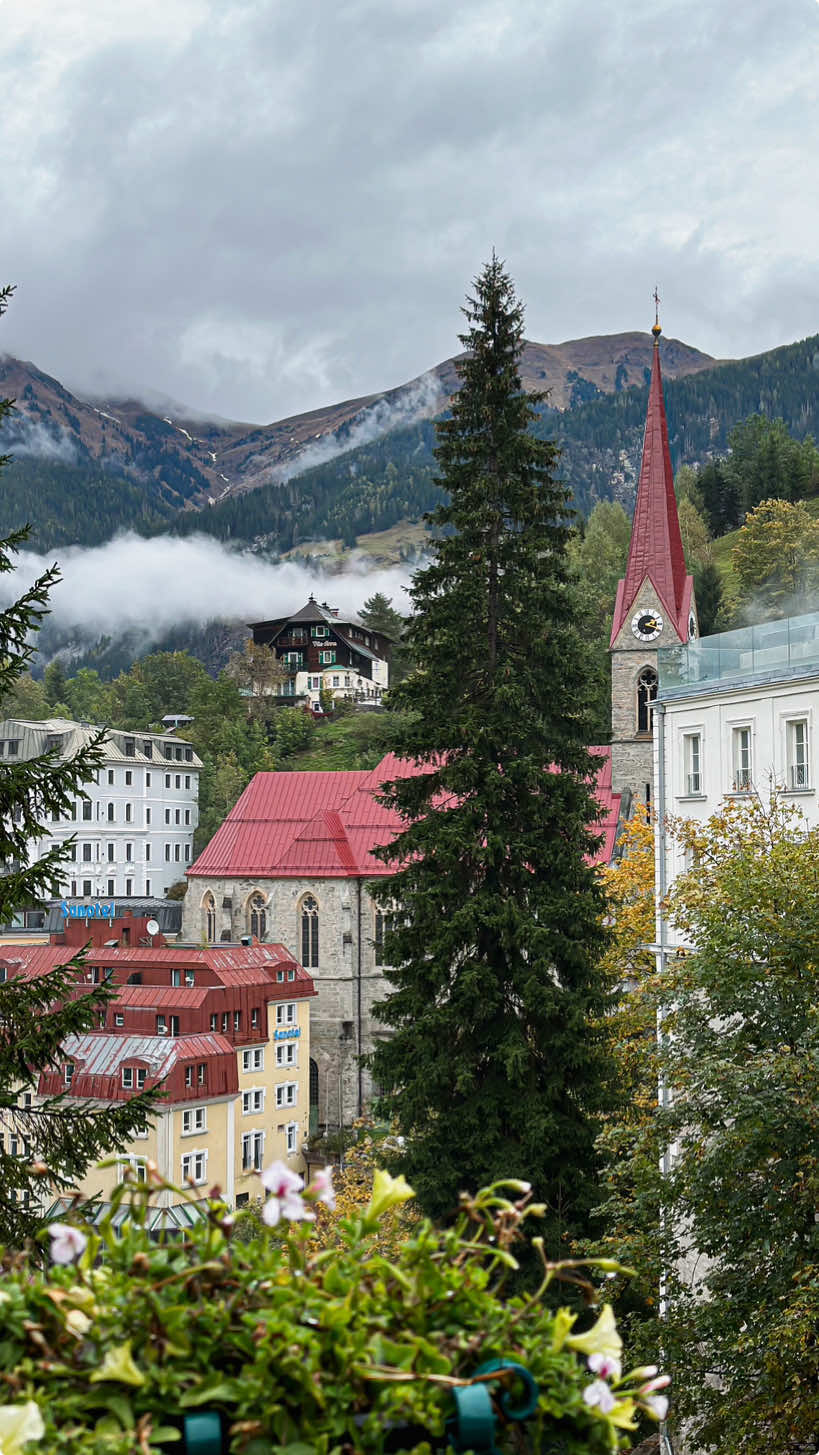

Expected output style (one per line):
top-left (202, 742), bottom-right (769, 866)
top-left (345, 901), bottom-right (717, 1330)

top-left (59, 901), bottom-right (115, 921)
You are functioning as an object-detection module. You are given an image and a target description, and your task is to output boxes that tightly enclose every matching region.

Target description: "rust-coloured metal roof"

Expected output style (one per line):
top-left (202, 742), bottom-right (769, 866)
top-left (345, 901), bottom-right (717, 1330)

top-left (189, 748), bottom-right (621, 879)
top-left (610, 336), bottom-right (692, 645)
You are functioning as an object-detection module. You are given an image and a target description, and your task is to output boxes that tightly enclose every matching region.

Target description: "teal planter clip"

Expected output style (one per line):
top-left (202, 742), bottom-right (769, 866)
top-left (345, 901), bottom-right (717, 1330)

top-left (183, 1412), bottom-right (225, 1455)
top-left (448, 1360), bottom-right (539, 1453)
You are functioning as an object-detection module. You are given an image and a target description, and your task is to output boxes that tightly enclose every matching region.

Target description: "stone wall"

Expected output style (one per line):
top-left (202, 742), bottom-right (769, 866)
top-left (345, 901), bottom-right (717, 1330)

top-left (182, 873), bottom-right (390, 1126)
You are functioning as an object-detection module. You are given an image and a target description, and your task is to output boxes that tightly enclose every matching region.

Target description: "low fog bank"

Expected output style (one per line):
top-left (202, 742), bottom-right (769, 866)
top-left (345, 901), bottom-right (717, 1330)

top-left (0, 533), bottom-right (416, 650)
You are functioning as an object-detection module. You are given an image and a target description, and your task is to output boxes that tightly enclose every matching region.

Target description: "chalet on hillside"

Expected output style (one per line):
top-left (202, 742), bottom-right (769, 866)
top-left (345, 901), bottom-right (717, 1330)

top-left (249, 597), bottom-right (391, 710)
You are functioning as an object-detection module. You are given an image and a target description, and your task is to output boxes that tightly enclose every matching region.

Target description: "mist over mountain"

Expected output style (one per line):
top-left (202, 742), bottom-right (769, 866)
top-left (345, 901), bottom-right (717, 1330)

top-left (2, 326), bottom-right (819, 669)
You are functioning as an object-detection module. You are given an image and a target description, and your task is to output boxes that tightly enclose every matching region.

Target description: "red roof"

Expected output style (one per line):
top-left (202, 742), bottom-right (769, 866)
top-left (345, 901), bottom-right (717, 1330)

top-left (189, 749), bottom-right (621, 879)
top-left (0, 942), bottom-right (315, 998)
top-left (610, 336), bottom-right (692, 645)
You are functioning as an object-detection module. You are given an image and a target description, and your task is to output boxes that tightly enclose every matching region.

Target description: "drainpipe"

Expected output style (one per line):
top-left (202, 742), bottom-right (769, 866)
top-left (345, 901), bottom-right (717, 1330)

top-left (654, 699), bottom-right (676, 1455)
top-left (356, 879), bottom-right (363, 1116)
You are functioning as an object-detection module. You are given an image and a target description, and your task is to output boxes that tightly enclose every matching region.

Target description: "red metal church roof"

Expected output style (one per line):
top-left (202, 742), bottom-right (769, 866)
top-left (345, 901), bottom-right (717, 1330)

top-left (188, 749), bottom-right (621, 879)
top-left (610, 334), bottom-right (692, 645)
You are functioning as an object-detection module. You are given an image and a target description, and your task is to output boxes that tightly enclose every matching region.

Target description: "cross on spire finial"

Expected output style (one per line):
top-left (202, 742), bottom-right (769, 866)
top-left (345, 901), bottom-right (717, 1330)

top-left (652, 285), bottom-right (662, 342)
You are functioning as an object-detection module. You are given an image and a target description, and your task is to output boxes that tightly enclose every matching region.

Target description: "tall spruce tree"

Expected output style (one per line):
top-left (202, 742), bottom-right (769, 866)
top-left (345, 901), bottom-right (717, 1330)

top-left (0, 286), bottom-right (160, 1246)
top-left (368, 259), bottom-right (614, 1241)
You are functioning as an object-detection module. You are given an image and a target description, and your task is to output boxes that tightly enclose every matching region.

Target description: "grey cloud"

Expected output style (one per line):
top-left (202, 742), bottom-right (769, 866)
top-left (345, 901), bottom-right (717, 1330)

top-left (0, 534), bottom-right (416, 646)
top-left (0, 0), bottom-right (817, 424)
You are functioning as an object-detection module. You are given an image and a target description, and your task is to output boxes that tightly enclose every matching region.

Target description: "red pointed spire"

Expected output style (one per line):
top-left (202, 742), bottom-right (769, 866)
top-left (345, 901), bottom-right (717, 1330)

top-left (610, 324), bottom-right (691, 645)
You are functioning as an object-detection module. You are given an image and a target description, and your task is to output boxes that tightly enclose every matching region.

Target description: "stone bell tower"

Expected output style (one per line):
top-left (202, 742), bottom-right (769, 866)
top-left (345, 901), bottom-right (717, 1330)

top-left (610, 303), bottom-right (697, 810)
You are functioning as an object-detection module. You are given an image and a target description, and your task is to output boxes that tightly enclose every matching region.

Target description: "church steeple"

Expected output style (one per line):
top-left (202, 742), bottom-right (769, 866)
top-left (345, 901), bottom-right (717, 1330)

top-left (609, 307), bottom-right (692, 647)
top-left (608, 300), bottom-right (697, 809)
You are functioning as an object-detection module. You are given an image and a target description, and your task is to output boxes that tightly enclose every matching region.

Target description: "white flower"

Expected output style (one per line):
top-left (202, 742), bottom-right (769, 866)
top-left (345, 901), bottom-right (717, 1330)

top-left (0, 1401), bottom-right (45, 1453)
top-left (48, 1223), bottom-right (87, 1265)
top-left (65, 1309), bottom-right (91, 1336)
top-left (644, 1394), bottom-right (669, 1421)
top-left (588, 1352), bottom-right (622, 1381)
top-left (259, 1160), bottom-right (313, 1225)
top-left (582, 1379), bottom-right (617, 1414)
top-left (309, 1165), bottom-right (336, 1210)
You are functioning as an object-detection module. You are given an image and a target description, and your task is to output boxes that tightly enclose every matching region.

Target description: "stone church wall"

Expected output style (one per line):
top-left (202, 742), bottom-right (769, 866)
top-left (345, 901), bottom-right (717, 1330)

top-left (182, 873), bottom-right (390, 1126)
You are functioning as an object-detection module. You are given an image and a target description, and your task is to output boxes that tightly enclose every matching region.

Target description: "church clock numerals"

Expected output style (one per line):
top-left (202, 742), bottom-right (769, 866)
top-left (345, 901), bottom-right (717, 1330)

top-left (631, 609), bottom-right (663, 642)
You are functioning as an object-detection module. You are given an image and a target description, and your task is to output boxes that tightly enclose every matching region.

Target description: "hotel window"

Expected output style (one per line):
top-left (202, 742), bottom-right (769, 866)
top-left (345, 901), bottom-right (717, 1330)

top-left (108, 769), bottom-right (115, 785)
top-left (182, 1107), bottom-right (207, 1135)
top-left (165, 774), bottom-right (171, 788)
top-left (233, 1010), bottom-right (241, 1031)
top-left (683, 733), bottom-right (702, 795)
top-left (125, 803), bottom-right (132, 823)
top-left (125, 770), bottom-right (132, 786)
top-left (210, 1012), bottom-right (218, 1030)
top-left (174, 844), bottom-right (181, 862)
top-left (165, 844), bottom-right (171, 862)
top-left (125, 877), bottom-right (133, 897)
top-left (146, 771), bottom-right (152, 786)
top-left (181, 1150), bottom-right (207, 1185)
top-left (82, 879), bottom-right (92, 896)
top-left (787, 719), bottom-right (810, 789)
top-left (242, 1130), bottom-right (265, 1171)
top-left (276, 1002), bottom-right (297, 1026)
top-left (184, 846), bottom-right (190, 863)
top-left (144, 743), bottom-right (153, 760)
top-left (145, 844), bottom-right (151, 862)
top-left (732, 726), bottom-right (753, 792)
top-left (82, 842), bottom-right (92, 861)
top-left (251, 1007), bottom-right (259, 1029)
top-left (185, 775), bottom-right (191, 789)
top-left (146, 809), bottom-right (151, 825)
top-left (276, 1081), bottom-right (298, 1108)
top-left (114, 1012), bottom-right (124, 1027)
top-left (64, 1062), bottom-right (75, 1084)
top-left (285, 1121), bottom-right (298, 1154)
top-left (197, 1063), bottom-right (206, 1085)
top-left (165, 808), bottom-right (171, 824)
top-left (125, 842), bottom-right (133, 861)
top-left (82, 801), bottom-right (92, 821)
top-left (276, 1041), bottom-right (297, 1067)
top-left (145, 879), bottom-right (151, 896)
top-left (184, 808), bottom-right (190, 825)
top-left (221, 1011), bottom-right (229, 1033)
top-left (300, 895), bottom-right (319, 968)
top-left (242, 1047), bottom-right (264, 1073)
top-left (124, 738), bottom-right (135, 758)
top-left (185, 1066), bottom-right (194, 1087)
top-left (242, 1088), bottom-right (265, 1115)
top-left (107, 878), bottom-right (115, 897)
top-left (107, 842), bottom-right (115, 861)
top-left (118, 1155), bottom-right (147, 1183)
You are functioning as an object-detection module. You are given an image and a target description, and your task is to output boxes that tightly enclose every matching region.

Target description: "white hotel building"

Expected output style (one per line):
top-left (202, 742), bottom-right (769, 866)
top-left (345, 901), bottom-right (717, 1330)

top-left (654, 611), bottom-right (819, 900)
top-left (0, 718), bottom-right (202, 901)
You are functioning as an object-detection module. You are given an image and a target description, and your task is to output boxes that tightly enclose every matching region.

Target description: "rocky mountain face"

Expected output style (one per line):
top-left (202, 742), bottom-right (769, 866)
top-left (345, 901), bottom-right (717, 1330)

top-left (0, 331), bottom-right (716, 521)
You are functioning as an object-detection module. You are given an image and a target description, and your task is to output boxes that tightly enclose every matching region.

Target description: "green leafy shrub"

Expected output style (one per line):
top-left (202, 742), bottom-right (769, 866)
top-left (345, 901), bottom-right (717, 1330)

top-left (0, 1169), bottom-right (668, 1453)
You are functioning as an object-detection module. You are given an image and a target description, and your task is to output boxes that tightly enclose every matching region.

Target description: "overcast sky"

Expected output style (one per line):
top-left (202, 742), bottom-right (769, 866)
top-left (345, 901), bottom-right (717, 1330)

top-left (1, 0), bottom-right (818, 425)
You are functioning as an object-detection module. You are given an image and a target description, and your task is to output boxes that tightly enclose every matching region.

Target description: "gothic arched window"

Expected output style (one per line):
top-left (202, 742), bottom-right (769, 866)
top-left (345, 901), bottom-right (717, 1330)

top-left (636, 667), bottom-right (658, 735)
top-left (203, 892), bottom-right (216, 944)
top-left (248, 892), bottom-right (267, 940)
top-left (299, 894), bottom-right (319, 968)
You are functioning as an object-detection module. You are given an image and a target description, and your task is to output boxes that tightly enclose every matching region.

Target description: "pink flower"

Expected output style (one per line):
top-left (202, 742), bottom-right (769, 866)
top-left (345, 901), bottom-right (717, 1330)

top-left (309, 1165), bottom-right (336, 1210)
top-left (644, 1394), bottom-right (669, 1421)
top-left (259, 1160), bottom-right (314, 1226)
top-left (640, 1374), bottom-right (671, 1395)
top-left (48, 1223), bottom-right (87, 1265)
top-left (587, 1352), bottom-right (622, 1381)
top-left (582, 1379), bottom-right (617, 1414)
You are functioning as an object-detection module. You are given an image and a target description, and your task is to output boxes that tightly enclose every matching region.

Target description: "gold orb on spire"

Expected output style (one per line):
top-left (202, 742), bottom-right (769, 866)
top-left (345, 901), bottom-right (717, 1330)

top-left (652, 285), bottom-right (662, 341)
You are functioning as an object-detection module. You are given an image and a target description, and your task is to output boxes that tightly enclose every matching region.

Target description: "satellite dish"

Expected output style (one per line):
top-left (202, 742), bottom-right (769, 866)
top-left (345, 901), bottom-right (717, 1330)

top-left (146, 919), bottom-right (160, 936)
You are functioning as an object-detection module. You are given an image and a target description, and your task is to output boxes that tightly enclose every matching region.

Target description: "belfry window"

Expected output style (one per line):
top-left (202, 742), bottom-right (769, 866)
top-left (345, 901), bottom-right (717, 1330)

top-left (300, 895), bottom-right (319, 968)
top-left (636, 667), bottom-right (658, 735)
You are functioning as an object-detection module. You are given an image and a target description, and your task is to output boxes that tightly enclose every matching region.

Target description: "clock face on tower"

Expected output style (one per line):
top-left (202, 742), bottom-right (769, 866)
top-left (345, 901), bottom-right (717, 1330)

top-left (631, 609), bottom-right (664, 642)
